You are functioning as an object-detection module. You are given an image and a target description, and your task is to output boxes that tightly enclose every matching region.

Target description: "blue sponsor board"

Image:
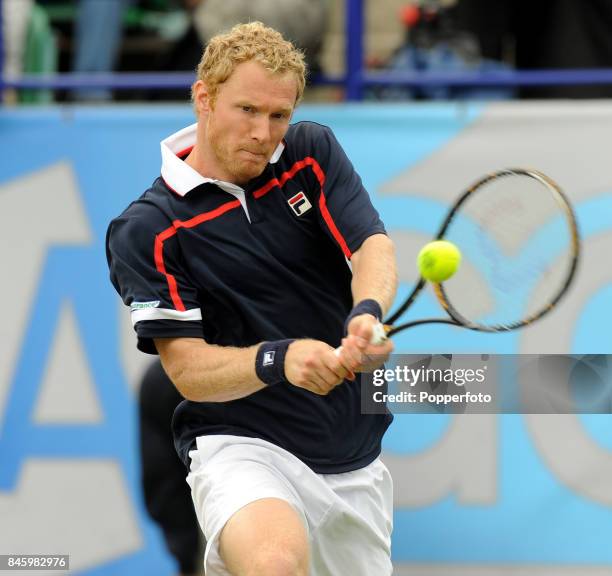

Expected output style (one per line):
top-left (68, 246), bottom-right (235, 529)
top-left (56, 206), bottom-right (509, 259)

top-left (0, 105), bottom-right (610, 572)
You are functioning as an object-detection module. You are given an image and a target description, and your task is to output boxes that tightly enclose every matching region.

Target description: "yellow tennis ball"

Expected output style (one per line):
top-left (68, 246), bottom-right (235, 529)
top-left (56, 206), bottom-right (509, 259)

top-left (417, 240), bottom-right (461, 282)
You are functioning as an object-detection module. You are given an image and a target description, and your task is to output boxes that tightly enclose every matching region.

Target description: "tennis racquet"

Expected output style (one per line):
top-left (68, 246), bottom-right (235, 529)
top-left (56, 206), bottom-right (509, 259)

top-left (370, 168), bottom-right (580, 344)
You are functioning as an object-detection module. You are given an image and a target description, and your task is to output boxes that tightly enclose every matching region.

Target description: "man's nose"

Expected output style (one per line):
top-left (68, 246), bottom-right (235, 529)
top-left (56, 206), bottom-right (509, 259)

top-left (250, 115), bottom-right (271, 143)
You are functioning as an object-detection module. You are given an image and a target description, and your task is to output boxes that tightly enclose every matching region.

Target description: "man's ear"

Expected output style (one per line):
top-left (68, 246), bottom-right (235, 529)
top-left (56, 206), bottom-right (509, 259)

top-left (193, 80), bottom-right (212, 115)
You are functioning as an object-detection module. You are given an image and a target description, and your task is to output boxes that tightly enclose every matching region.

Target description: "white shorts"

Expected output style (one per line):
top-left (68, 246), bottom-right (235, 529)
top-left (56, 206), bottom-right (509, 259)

top-left (186, 435), bottom-right (393, 576)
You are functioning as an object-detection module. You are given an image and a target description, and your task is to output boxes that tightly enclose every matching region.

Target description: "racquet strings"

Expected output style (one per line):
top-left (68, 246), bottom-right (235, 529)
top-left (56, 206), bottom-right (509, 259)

top-left (439, 172), bottom-right (577, 330)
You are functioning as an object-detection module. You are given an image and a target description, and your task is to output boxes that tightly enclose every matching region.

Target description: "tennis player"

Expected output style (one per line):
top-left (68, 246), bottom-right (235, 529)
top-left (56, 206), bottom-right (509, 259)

top-left (107, 22), bottom-right (397, 576)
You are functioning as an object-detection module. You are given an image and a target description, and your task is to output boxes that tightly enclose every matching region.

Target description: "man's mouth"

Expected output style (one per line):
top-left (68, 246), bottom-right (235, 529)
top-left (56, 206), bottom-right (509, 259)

top-left (241, 149), bottom-right (267, 158)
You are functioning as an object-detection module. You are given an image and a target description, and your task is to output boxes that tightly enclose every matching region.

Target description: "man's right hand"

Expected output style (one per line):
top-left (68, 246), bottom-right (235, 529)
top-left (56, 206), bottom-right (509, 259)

top-left (284, 339), bottom-right (355, 395)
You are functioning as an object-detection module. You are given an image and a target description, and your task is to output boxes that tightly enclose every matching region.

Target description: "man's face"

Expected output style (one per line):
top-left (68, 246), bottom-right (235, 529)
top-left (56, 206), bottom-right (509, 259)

top-left (197, 61), bottom-right (297, 185)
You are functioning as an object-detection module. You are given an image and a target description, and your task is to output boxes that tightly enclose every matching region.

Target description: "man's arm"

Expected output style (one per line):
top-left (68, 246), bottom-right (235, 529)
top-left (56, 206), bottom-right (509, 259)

top-left (155, 338), bottom-right (263, 402)
top-left (155, 337), bottom-right (353, 402)
top-left (349, 233), bottom-right (397, 317)
top-left (339, 233), bottom-right (398, 371)
top-left (154, 233), bottom-right (396, 401)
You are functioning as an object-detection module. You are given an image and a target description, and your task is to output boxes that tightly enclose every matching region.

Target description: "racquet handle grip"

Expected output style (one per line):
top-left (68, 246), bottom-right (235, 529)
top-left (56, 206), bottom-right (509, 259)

top-left (370, 322), bottom-right (388, 345)
top-left (334, 322), bottom-right (388, 356)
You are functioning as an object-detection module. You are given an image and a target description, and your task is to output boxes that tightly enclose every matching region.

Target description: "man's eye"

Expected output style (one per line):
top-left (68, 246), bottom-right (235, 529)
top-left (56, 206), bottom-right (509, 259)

top-left (242, 106), bottom-right (253, 112)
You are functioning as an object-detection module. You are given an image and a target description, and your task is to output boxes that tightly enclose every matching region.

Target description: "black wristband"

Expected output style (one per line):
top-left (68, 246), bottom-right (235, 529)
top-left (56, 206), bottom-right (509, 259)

top-left (343, 299), bottom-right (383, 335)
top-left (255, 339), bottom-right (295, 386)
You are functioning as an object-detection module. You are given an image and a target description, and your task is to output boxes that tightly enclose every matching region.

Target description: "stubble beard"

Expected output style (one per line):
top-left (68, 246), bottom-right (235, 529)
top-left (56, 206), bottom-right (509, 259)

top-left (207, 117), bottom-right (267, 185)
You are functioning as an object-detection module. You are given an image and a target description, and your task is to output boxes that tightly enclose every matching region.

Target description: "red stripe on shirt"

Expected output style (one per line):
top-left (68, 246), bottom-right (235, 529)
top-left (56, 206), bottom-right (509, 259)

top-left (154, 199), bottom-right (241, 311)
top-left (253, 157), bottom-right (352, 259)
top-left (317, 192), bottom-right (352, 259)
top-left (156, 153), bottom-right (354, 310)
top-left (253, 157), bottom-right (315, 198)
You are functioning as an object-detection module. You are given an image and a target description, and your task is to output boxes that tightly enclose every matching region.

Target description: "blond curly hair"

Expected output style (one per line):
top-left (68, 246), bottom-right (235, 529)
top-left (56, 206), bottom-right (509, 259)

top-left (194, 21), bottom-right (306, 106)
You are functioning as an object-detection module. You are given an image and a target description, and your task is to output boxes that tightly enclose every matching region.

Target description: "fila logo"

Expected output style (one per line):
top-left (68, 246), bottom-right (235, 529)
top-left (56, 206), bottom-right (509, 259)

top-left (263, 351), bottom-right (276, 366)
top-left (288, 191), bottom-right (312, 216)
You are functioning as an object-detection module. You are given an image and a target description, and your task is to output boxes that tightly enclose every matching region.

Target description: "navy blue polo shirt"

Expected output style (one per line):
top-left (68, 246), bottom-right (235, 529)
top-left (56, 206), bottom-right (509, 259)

top-left (106, 121), bottom-right (393, 473)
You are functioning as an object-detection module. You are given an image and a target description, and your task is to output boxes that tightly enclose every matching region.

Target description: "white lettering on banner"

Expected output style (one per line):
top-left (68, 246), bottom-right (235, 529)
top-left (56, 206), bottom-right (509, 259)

top-left (526, 414), bottom-right (612, 506)
top-left (383, 233), bottom-right (612, 507)
top-left (34, 302), bottom-right (102, 423)
top-left (378, 102), bottom-right (612, 204)
top-left (0, 461), bottom-right (142, 572)
top-left (0, 163), bottom-right (92, 427)
top-left (519, 233), bottom-right (612, 354)
top-left (384, 414), bottom-right (498, 506)
top-left (519, 233), bottom-right (612, 504)
top-left (0, 163), bottom-right (142, 569)
top-left (380, 103), bottom-right (612, 508)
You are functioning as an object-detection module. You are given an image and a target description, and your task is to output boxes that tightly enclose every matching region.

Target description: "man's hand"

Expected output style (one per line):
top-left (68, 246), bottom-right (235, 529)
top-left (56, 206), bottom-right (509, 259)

top-left (285, 339), bottom-right (355, 395)
top-left (338, 314), bottom-right (394, 373)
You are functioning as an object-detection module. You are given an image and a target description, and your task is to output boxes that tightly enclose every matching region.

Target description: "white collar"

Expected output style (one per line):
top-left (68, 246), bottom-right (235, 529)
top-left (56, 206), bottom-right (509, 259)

top-left (160, 123), bottom-right (285, 197)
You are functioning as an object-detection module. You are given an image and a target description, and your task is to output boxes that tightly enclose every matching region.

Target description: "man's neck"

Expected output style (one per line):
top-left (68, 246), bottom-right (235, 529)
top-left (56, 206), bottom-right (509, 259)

top-left (183, 145), bottom-right (208, 177)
